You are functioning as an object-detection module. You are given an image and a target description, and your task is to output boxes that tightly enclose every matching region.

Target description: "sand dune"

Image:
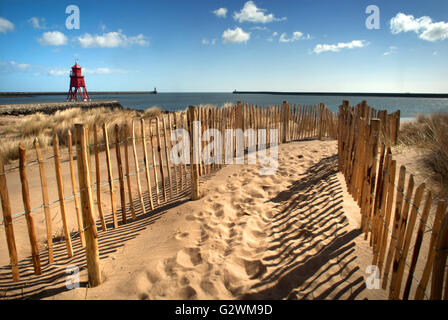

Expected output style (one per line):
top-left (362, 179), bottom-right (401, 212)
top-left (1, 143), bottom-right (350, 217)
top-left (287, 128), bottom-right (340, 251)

top-left (26, 139), bottom-right (385, 300)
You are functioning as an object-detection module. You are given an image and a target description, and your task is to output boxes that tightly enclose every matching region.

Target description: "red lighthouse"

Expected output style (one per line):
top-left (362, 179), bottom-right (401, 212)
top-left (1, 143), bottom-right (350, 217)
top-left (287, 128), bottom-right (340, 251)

top-left (66, 61), bottom-right (90, 101)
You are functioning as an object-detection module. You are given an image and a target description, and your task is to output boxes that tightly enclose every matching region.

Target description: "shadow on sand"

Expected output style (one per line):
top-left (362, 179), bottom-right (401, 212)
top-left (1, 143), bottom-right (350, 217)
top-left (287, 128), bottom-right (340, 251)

top-left (241, 155), bottom-right (367, 300)
top-left (0, 183), bottom-right (190, 300)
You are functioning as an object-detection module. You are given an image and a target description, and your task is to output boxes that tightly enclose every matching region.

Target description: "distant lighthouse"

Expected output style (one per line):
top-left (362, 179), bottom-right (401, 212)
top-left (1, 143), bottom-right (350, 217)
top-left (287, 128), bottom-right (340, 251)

top-left (66, 61), bottom-right (90, 101)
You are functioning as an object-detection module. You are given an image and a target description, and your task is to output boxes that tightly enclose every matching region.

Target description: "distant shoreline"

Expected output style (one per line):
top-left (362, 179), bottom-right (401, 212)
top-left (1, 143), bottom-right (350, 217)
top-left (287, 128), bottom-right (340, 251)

top-left (0, 100), bottom-right (123, 116)
top-left (2, 91), bottom-right (448, 98)
top-left (0, 91), bottom-right (157, 97)
top-left (232, 91), bottom-right (448, 98)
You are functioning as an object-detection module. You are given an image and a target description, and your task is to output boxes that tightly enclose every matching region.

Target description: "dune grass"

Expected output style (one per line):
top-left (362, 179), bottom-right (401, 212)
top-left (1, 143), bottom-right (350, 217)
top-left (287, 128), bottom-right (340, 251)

top-left (399, 113), bottom-right (448, 195)
top-left (0, 102), bottom-right (236, 165)
top-left (0, 106), bottom-right (164, 164)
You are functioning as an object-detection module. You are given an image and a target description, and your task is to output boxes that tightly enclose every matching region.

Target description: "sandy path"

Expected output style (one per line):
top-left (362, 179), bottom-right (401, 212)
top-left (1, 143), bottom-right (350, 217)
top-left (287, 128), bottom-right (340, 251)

top-left (1, 139), bottom-right (387, 299)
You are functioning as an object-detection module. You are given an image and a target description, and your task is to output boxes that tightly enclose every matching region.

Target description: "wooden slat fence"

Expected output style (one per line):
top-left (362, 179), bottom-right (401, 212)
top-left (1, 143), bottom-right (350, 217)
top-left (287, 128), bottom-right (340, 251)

top-left (338, 100), bottom-right (448, 300)
top-left (0, 101), bottom-right (337, 291)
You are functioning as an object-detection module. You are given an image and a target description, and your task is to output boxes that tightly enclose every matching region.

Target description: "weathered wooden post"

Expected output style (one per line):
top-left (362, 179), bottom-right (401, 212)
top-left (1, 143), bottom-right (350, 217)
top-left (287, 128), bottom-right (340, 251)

top-left (431, 208), bottom-right (448, 300)
top-left (67, 131), bottom-right (85, 248)
top-left (0, 150), bottom-right (20, 281)
top-left (282, 101), bottom-right (288, 143)
top-left (123, 124), bottom-right (136, 220)
top-left (415, 200), bottom-right (447, 299)
top-left (318, 103), bottom-right (324, 140)
top-left (19, 143), bottom-right (42, 275)
top-left (34, 138), bottom-right (55, 262)
top-left (93, 124), bottom-right (107, 231)
top-left (75, 124), bottom-right (101, 288)
top-left (188, 106), bottom-right (201, 200)
top-left (394, 110), bottom-right (401, 145)
top-left (236, 101), bottom-right (244, 132)
top-left (53, 136), bottom-right (74, 258)
top-left (102, 123), bottom-right (118, 229)
top-left (114, 124), bottom-right (127, 224)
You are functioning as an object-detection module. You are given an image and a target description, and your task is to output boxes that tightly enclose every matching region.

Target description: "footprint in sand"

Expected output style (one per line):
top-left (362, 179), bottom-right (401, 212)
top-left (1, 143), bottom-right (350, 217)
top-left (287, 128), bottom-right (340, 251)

top-left (200, 279), bottom-right (218, 296)
top-left (178, 285), bottom-right (197, 299)
top-left (175, 232), bottom-right (189, 241)
top-left (212, 203), bottom-right (224, 210)
top-left (243, 259), bottom-right (267, 280)
top-left (247, 188), bottom-right (265, 199)
top-left (176, 247), bottom-right (203, 268)
top-left (198, 225), bottom-right (210, 244)
top-left (214, 209), bottom-right (225, 218)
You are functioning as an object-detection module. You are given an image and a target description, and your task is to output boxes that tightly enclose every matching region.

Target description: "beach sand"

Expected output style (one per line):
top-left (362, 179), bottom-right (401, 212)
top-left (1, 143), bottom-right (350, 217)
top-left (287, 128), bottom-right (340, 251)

top-left (0, 139), bottom-right (391, 300)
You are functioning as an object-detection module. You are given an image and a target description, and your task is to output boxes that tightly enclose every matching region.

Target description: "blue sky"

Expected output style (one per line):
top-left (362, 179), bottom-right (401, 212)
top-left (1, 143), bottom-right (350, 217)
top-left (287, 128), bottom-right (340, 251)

top-left (0, 0), bottom-right (447, 92)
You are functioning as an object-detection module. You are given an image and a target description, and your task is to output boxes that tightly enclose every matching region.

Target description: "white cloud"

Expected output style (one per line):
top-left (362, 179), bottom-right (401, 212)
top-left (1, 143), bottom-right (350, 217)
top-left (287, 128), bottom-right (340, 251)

top-left (383, 46), bottom-right (398, 56)
top-left (0, 60), bottom-right (32, 72)
top-left (233, 1), bottom-right (286, 24)
top-left (38, 31), bottom-right (68, 46)
top-left (222, 27), bottom-right (250, 44)
top-left (420, 22), bottom-right (448, 41)
top-left (279, 31), bottom-right (310, 43)
top-left (213, 8), bottom-right (227, 18)
top-left (77, 30), bottom-right (149, 48)
top-left (9, 61), bottom-right (31, 71)
top-left (313, 40), bottom-right (368, 54)
top-left (28, 17), bottom-right (46, 29)
top-left (47, 68), bottom-right (69, 76)
top-left (0, 17), bottom-right (14, 34)
top-left (390, 13), bottom-right (448, 42)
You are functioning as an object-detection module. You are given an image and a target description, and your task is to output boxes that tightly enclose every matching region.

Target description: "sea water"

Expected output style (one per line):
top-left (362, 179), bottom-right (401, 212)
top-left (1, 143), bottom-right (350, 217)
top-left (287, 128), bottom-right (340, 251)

top-left (1, 92), bottom-right (448, 120)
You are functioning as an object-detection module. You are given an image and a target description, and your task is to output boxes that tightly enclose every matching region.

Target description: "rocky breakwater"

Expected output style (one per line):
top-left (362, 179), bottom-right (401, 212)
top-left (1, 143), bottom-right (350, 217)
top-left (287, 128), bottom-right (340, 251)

top-left (0, 100), bottom-right (123, 116)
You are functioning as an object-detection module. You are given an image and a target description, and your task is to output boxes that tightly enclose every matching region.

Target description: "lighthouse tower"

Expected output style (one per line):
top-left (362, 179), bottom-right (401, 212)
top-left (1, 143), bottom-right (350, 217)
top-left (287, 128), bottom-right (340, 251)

top-left (66, 61), bottom-right (90, 101)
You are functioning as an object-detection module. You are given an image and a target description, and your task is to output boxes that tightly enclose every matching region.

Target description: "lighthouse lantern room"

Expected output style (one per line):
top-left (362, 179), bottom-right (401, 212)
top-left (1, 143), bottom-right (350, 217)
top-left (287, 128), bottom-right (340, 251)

top-left (66, 61), bottom-right (90, 102)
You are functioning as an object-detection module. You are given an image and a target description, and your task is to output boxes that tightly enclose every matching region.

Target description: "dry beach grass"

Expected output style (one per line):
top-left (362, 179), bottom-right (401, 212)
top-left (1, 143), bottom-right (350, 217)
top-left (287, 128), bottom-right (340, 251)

top-left (398, 113), bottom-right (448, 197)
top-left (0, 106), bottom-right (163, 164)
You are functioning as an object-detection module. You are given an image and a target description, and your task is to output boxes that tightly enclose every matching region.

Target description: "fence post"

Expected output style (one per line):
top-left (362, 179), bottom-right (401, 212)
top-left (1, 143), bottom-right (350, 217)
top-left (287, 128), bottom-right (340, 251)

top-left (34, 138), bottom-right (55, 262)
top-left (236, 101), bottom-right (244, 132)
top-left (114, 124), bottom-right (127, 224)
top-left (131, 120), bottom-right (147, 213)
top-left (102, 123), bottom-right (118, 229)
top-left (141, 119), bottom-right (155, 209)
top-left (282, 101), bottom-right (288, 143)
top-left (19, 143), bottom-right (42, 275)
top-left (318, 103), bottom-right (324, 140)
top-left (431, 209), bottom-right (448, 300)
top-left (123, 124), bottom-right (136, 220)
top-left (394, 110), bottom-right (401, 145)
top-left (188, 106), bottom-right (201, 200)
top-left (93, 124), bottom-right (107, 231)
top-left (0, 151), bottom-right (20, 281)
top-left (67, 131), bottom-right (85, 247)
top-left (53, 136), bottom-right (74, 258)
top-left (75, 124), bottom-right (101, 288)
